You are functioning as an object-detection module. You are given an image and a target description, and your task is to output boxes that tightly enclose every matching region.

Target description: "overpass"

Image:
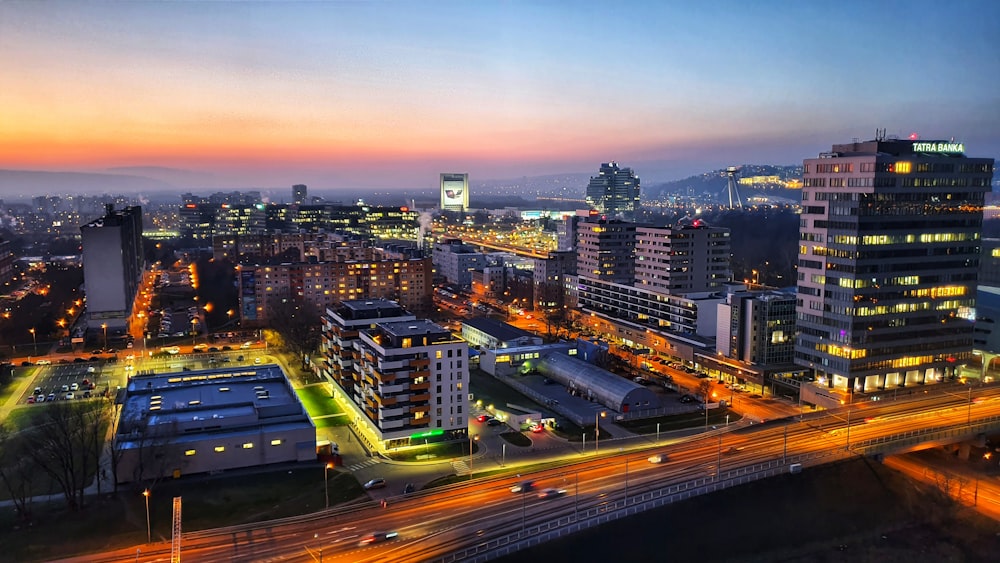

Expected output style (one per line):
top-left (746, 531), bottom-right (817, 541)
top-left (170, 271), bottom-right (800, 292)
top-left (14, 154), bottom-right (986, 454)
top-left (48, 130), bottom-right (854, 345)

top-left (56, 384), bottom-right (1000, 563)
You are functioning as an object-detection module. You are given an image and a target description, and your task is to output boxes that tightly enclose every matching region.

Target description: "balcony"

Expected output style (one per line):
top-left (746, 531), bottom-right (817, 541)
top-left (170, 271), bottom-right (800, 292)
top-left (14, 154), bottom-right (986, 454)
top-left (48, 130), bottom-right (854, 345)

top-left (409, 405), bottom-right (430, 415)
top-left (379, 406), bottom-right (406, 418)
top-left (410, 381), bottom-right (430, 392)
top-left (409, 416), bottom-right (430, 427)
top-left (409, 358), bottom-right (430, 369)
top-left (409, 393), bottom-right (430, 403)
top-left (375, 394), bottom-right (397, 407)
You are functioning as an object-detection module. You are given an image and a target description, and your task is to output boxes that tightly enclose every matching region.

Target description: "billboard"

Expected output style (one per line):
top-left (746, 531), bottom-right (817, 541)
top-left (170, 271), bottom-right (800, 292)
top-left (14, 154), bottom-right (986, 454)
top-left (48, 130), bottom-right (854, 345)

top-left (440, 173), bottom-right (469, 210)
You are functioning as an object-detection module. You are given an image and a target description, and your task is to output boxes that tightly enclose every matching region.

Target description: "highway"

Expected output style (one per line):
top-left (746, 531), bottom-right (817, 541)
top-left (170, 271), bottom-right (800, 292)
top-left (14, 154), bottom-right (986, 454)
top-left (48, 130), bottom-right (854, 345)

top-left (58, 382), bottom-right (1000, 563)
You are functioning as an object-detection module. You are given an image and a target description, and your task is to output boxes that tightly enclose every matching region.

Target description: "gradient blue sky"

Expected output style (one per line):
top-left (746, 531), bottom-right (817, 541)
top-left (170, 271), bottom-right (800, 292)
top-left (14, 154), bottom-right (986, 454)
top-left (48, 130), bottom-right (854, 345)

top-left (1, 0), bottom-right (998, 190)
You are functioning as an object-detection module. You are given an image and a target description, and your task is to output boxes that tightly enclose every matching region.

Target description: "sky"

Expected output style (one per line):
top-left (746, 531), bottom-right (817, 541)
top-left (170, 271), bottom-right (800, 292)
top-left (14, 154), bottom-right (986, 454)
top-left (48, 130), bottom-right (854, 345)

top-left (1, 0), bottom-right (998, 192)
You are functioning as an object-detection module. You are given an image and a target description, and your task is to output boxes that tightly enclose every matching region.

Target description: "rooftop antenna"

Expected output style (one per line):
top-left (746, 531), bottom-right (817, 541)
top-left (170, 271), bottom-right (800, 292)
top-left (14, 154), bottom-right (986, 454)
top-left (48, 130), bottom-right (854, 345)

top-left (724, 166), bottom-right (744, 209)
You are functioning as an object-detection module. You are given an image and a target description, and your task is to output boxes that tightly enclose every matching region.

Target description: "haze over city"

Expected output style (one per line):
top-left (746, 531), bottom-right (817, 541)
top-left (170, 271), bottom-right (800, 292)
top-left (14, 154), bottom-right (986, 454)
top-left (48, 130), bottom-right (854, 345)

top-left (2, 0), bottom-right (999, 195)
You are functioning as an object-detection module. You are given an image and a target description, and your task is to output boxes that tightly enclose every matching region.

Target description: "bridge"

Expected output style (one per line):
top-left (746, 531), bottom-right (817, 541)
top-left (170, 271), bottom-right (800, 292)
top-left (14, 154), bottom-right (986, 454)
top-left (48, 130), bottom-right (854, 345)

top-left (57, 383), bottom-right (1000, 563)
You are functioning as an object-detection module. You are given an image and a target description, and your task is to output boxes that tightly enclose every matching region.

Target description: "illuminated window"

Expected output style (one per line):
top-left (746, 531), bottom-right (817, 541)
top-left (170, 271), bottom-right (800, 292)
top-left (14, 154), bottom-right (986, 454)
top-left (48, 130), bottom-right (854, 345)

top-left (185, 449), bottom-right (196, 456)
top-left (242, 442), bottom-right (254, 449)
top-left (214, 446), bottom-right (225, 453)
top-left (271, 439), bottom-right (283, 446)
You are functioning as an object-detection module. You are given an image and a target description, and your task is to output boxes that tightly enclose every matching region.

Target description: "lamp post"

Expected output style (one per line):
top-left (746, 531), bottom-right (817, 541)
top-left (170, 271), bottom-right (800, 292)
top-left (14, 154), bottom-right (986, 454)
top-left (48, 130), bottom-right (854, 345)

top-left (468, 434), bottom-right (479, 480)
top-left (142, 489), bottom-right (151, 543)
top-left (324, 462), bottom-right (333, 509)
top-left (845, 406), bottom-right (852, 451)
top-left (595, 411), bottom-right (606, 454)
top-left (101, 323), bottom-right (108, 351)
top-left (29, 328), bottom-right (36, 356)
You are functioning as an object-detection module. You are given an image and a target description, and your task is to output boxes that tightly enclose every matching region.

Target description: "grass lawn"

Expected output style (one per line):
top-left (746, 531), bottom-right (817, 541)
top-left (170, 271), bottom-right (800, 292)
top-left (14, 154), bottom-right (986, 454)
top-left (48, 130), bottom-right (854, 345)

top-left (0, 369), bottom-right (32, 405)
top-left (296, 385), bottom-right (345, 417)
top-left (0, 463), bottom-right (366, 563)
top-left (384, 440), bottom-right (474, 462)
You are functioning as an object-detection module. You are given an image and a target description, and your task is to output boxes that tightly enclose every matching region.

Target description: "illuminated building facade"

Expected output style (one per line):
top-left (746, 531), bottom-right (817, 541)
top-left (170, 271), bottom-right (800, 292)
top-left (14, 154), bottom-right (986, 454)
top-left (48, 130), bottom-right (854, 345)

top-left (585, 161), bottom-right (641, 220)
top-left (352, 319), bottom-right (469, 451)
top-left (440, 173), bottom-right (469, 212)
top-left (237, 257), bottom-right (433, 325)
top-left (576, 218), bottom-right (636, 285)
top-left (635, 219), bottom-right (732, 294)
top-left (794, 138), bottom-right (993, 396)
top-left (317, 299), bottom-right (416, 404)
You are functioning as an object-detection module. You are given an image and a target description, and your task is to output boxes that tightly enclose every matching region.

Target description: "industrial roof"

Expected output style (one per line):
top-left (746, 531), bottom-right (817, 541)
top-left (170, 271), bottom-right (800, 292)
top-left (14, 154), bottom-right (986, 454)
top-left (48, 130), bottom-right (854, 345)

top-left (537, 352), bottom-right (660, 413)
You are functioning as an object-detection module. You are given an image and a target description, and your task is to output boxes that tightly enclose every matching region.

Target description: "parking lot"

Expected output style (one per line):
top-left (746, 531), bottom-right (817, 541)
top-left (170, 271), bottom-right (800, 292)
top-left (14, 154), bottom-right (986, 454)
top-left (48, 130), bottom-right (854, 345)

top-left (21, 360), bottom-right (112, 405)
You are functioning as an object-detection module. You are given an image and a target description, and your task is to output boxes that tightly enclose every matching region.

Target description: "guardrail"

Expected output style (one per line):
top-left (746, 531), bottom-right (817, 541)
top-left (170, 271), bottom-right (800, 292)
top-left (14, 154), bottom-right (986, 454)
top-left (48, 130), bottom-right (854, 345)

top-left (434, 415), bottom-right (1000, 563)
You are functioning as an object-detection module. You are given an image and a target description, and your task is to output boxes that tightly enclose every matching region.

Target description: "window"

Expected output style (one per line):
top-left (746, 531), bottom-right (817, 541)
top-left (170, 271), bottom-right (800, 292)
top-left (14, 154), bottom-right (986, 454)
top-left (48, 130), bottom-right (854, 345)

top-left (214, 446), bottom-right (226, 453)
top-left (435, 350), bottom-right (442, 359)
top-left (185, 449), bottom-right (196, 456)
top-left (242, 442), bottom-right (254, 449)
top-left (270, 439), bottom-right (283, 446)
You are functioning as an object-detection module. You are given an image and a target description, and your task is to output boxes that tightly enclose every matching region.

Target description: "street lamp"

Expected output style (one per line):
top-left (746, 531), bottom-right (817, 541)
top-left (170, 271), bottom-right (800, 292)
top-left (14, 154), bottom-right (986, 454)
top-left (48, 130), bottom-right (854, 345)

top-left (468, 434), bottom-right (479, 480)
top-left (101, 323), bottom-right (108, 351)
top-left (142, 489), bottom-right (151, 543)
top-left (595, 411), bottom-right (606, 454)
top-left (29, 328), bottom-right (36, 355)
top-left (324, 462), bottom-right (334, 509)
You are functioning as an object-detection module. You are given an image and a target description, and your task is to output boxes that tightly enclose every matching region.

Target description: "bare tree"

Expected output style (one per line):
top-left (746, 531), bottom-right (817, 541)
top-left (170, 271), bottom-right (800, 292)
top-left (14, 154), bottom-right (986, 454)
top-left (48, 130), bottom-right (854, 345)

top-left (0, 423), bottom-right (36, 522)
top-left (25, 402), bottom-right (87, 510)
top-left (697, 380), bottom-right (714, 405)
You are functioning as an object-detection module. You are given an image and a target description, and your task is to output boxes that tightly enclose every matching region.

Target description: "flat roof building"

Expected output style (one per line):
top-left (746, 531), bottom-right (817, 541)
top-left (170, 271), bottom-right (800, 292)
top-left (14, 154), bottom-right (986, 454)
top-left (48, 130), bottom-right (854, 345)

top-left (114, 364), bottom-right (315, 483)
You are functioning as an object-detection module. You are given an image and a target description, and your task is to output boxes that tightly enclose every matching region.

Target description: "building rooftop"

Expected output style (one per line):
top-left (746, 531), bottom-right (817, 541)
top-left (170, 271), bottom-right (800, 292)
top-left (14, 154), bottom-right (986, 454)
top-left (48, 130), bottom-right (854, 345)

top-left (337, 298), bottom-right (410, 320)
top-left (463, 317), bottom-right (534, 342)
top-left (119, 364), bottom-right (308, 439)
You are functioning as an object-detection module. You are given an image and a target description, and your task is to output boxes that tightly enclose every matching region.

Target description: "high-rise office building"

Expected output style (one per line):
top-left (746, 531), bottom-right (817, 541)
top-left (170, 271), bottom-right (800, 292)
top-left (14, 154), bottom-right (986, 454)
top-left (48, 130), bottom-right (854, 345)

top-left (794, 137), bottom-right (993, 396)
top-left (292, 184), bottom-right (308, 204)
top-left (576, 217), bottom-right (636, 285)
top-left (585, 161), bottom-right (641, 220)
top-left (440, 173), bottom-right (469, 212)
top-left (635, 219), bottom-right (732, 294)
top-left (81, 205), bottom-right (144, 334)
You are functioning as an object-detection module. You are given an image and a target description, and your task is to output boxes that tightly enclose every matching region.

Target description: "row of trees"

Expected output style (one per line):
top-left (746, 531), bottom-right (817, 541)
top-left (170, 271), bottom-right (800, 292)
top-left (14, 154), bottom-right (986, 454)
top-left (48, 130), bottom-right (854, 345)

top-left (0, 397), bottom-right (177, 522)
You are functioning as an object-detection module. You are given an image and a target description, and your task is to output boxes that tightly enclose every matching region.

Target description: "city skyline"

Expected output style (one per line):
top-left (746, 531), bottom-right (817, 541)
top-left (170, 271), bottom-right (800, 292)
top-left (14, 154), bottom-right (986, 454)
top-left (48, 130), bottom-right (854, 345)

top-left (1, 0), bottom-right (999, 194)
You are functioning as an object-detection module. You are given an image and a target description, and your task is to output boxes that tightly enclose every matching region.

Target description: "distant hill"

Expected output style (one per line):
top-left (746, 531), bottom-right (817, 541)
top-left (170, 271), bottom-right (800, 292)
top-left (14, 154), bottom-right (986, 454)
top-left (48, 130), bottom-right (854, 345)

top-left (0, 169), bottom-right (176, 197)
top-left (646, 165), bottom-right (802, 202)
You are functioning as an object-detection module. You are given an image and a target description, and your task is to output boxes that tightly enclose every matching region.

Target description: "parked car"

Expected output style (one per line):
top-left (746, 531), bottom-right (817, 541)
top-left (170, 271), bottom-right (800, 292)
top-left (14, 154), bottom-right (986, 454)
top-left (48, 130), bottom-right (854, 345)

top-left (33, 387), bottom-right (42, 395)
top-left (46, 393), bottom-right (55, 402)
top-left (36, 395), bottom-right (45, 403)
top-left (487, 418), bottom-right (502, 427)
top-left (26, 395), bottom-right (35, 404)
top-left (61, 384), bottom-right (70, 392)
top-left (403, 483), bottom-right (415, 495)
top-left (65, 392), bottom-right (75, 400)
top-left (363, 478), bottom-right (386, 490)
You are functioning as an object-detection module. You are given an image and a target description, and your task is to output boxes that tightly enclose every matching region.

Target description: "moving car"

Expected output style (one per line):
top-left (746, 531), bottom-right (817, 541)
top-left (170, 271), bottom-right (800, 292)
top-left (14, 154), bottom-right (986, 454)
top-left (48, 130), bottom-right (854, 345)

top-left (363, 478), bottom-right (386, 490)
top-left (36, 359), bottom-right (51, 365)
top-left (476, 414), bottom-right (493, 423)
top-left (358, 531), bottom-right (398, 546)
top-left (510, 481), bottom-right (535, 493)
top-left (537, 488), bottom-right (567, 499)
top-left (648, 453), bottom-right (668, 464)
top-left (487, 418), bottom-right (502, 427)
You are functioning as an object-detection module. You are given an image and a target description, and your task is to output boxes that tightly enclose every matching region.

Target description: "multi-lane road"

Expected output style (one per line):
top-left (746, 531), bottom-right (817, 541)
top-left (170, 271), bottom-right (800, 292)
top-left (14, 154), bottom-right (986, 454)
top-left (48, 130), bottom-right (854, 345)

top-left (58, 382), bottom-right (1000, 563)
